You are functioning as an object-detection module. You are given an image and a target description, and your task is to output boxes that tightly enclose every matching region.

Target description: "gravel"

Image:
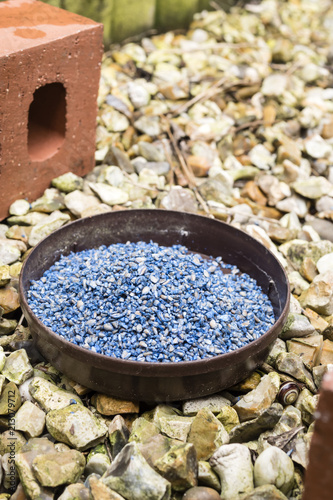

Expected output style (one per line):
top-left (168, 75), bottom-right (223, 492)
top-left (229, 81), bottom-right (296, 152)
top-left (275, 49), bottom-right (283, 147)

top-left (27, 241), bottom-right (275, 362)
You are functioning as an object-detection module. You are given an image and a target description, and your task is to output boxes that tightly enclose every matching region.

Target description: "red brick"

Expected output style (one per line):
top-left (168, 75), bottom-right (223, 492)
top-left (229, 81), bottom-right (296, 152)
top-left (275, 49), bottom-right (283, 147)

top-left (303, 370), bottom-right (333, 500)
top-left (0, 0), bottom-right (103, 220)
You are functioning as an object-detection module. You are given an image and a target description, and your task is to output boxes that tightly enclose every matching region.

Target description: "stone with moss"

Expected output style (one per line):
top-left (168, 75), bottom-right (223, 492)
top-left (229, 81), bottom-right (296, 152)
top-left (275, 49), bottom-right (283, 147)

top-left (2, 349), bottom-right (33, 385)
top-left (233, 373), bottom-right (280, 422)
top-left (129, 416), bottom-right (161, 444)
top-left (85, 444), bottom-right (111, 476)
top-left (103, 442), bottom-right (171, 500)
top-left (216, 406), bottom-right (240, 433)
top-left (198, 461), bottom-right (221, 490)
top-left (0, 346), bottom-right (6, 371)
top-left (32, 450), bottom-right (86, 487)
top-left (0, 318), bottom-right (17, 336)
top-left (0, 266), bottom-right (10, 288)
top-left (89, 474), bottom-right (127, 500)
top-left (0, 382), bottom-right (21, 415)
top-left (154, 442), bottom-right (198, 491)
top-left (159, 415), bottom-right (194, 442)
top-left (51, 171), bottom-right (84, 193)
top-left (187, 408), bottom-right (229, 461)
top-left (15, 438), bottom-right (56, 499)
top-left (29, 377), bottom-right (82, 412)
top-left (46, 404), bottom-right (108, 451)
top-left (108, 414), bottom-right (130, 459)
top-left (0, 430), bottom-right (26, 455)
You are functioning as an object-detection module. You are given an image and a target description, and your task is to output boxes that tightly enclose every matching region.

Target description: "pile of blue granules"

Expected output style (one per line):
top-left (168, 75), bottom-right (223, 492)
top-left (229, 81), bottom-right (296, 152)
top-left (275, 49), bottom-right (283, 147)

top-left (27, 241), bottom-right (275, 363)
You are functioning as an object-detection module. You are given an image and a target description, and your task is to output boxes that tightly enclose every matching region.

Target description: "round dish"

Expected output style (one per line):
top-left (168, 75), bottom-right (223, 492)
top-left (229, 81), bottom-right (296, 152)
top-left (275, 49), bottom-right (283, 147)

top-left (19, 209), bottom-right (290, 402)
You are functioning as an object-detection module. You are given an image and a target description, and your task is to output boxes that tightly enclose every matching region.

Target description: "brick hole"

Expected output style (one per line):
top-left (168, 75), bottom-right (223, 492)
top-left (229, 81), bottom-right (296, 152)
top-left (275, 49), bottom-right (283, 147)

top-left (28, 82), bottom-right (67, 161)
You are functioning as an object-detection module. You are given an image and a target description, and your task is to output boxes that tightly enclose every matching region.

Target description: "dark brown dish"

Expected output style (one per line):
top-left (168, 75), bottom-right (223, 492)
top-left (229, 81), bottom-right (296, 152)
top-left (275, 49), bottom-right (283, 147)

top-left (19, 209), bottom-right (289, 402)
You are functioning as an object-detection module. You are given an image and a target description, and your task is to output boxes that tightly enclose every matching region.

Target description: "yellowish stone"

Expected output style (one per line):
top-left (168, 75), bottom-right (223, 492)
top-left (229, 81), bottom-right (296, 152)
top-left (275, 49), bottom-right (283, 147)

top-left (92, 393), bottom-right (139, 416)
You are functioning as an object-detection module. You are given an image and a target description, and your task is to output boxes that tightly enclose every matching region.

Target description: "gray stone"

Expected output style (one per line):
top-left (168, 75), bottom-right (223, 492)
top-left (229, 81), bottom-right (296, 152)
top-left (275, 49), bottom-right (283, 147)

top-left (139, 434), bottom-right (173, 469)
top-left (159, 415), bottom-right (193, 442)
top-left (299, 270), bottom-right (333, 315)
top-left (275, 352), bottom-right (316, 392)
top-left (216, 405), bottom-right (240, 433)
top-left (198, 461), bottom-right (220, 490)
top-left (183, 395), bottom-right (231, 416)
top-left (136, 161), bottom-right (170, 176)
top-left (128, 81), bottom-right (151, 108)
top-left (0, 345), bottom-right (6, 371)
top-left (102, 442), bottom-right (171, 500)
top-left (229, 404), bottom-right (283, 443)
top-left (85, 452), bottom-right (111, 476)
top-left (198, 177), bottom-right (234, 206)
top-left (0, 429), bottom-right (26, 455)
top-left (239, 484), bottom-right (288, 499)
top-left (316, 195), bottom-right (333, 212)
top-left (31, 188), bottom-right (65, 213)
top-left (276, 195), bottom-right (308, 218)
top-left (0, 240), bottom-right (21, 265)
top-left (138, 141), bottom-right (165, 162)
top-left (0, 381), bottom-right (21, 414)
top-left (6, 212), bottom-right (49, 226)
top-left (258, 406), bottom-right (302, 453)
top-left (210, 443), bottom-right (254, 499)
top-left (98, 166), bottom-right (125, 187)
top-left (159, 186), bottom-right (198, 213)
top-left (134, 116), bottom-right (161, 136)
top-left (293, 176), bottom-right (332, 199)
top-left (279, 313), bottom-right (315, 340)
top-left (307, 218), bottom-right (333, 242)
top-left (254, 446), bottom-right (294, 495)
top-left (64, 190), bottom-right (101, 218)
top-left (105, 147), bottom-right (134, 174)
top-left (279, 239), bottom-right (333, 271)
top-left (233, 373), bottom-right (280, 422)
top-left (102, 108), bottom-right (130, 132)
top-left (15, 401), bottom-right (46, 438)
top-left (295, 388), bottom-right (319, 425)
top-left (28, 210), bottom-right (71, 247)
top-left (265, 339), bottom-right (287, 366)
top-left (89, 182), bottom-right (129, 206)
top-left (183, 486), bottom-right (221, 500)
top-left (58, 483), bottom-right (91, 500)
top-left (290, 432), bottom-right (312, 468)
top-left (46, 404), bottom-right (108, 451)
top-left (288, 271), bottom-right (310, 295)
top-left (262, 74), bottom-right (288, 96)
top-left (15, 438), bottom-right (56, 499)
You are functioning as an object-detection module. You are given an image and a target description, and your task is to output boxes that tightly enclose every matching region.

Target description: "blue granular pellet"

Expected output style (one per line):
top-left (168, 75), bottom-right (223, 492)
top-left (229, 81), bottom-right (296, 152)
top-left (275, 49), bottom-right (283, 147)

top-left (27, 241), bottom-right (275, 363)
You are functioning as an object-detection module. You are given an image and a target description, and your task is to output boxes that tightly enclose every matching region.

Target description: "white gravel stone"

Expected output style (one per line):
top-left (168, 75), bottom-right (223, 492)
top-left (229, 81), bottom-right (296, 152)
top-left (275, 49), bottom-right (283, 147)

top-left (254, 446), bottom-right (294, 495)
top-left (9, 199), bottom-right (30, 216)
top-left (210, 443), bottom-right (254, 499)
